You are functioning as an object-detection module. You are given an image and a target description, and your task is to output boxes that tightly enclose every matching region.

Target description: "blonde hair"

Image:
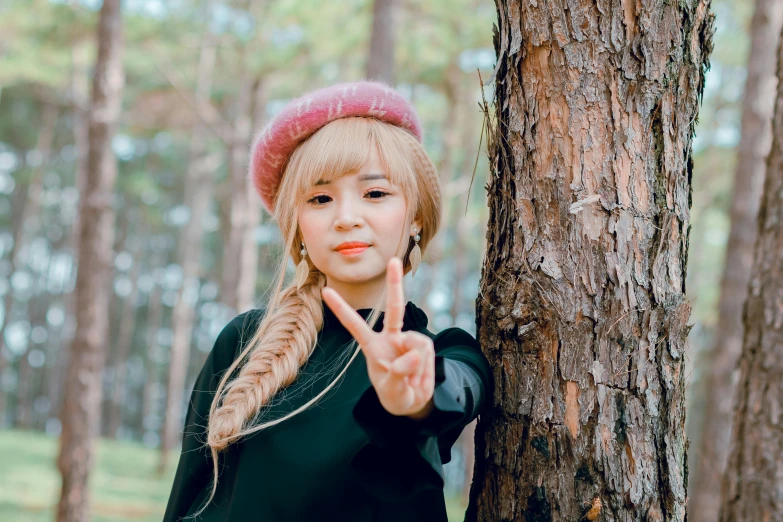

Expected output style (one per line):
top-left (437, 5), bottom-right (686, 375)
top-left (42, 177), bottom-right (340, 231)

top-left (191, 117), bottom-right (442, 516)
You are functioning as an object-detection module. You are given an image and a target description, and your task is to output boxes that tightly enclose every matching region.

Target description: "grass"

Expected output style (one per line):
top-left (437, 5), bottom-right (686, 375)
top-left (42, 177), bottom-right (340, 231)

top-left (0, 430), bottom-right (177, 522)
top-left (0, 430), bottom-right (468, 522)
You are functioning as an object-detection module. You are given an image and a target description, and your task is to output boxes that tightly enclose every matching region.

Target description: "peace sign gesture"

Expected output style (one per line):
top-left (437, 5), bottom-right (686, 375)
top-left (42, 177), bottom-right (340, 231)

top-left (321, 257), bottom-right (435, 420)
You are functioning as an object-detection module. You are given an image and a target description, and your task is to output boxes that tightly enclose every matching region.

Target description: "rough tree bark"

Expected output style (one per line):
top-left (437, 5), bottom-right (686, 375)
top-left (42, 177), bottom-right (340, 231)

top-left (55, 1), bottom-right (124, 520)
top-left (689, 2), bottom-right (783, 520)
top-left (719, 24), bottom-right (783, 522)
top-left (467, 1), bottom-right (714, 521)
top-left (366, 0), bottom-right (399, 85)
top-left (159, 35), bottom-right (217, 471)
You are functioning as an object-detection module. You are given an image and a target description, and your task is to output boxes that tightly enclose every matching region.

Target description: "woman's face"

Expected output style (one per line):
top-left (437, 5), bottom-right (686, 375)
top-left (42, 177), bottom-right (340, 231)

top-left (297, 145), bottom-right (420, 309)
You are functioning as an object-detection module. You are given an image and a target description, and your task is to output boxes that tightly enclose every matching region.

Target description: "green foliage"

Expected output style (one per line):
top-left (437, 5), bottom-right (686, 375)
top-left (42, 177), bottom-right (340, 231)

top-left (0, 2), bottom-right (94, 87)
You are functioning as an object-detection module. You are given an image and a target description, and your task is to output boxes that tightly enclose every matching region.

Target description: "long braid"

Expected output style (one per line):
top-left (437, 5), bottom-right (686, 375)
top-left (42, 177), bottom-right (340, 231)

top-left (207, 268), bottom-right (326, 451)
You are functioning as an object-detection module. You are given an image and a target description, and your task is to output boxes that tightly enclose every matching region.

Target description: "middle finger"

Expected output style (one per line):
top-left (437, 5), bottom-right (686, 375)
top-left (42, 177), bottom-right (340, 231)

top-left (383, 257), bottom-right (405, 334)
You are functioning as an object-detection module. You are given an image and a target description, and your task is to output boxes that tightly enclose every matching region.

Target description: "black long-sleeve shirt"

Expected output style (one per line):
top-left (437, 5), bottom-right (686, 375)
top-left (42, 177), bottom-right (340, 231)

top-left (162, 300), bottom-right (493, 522)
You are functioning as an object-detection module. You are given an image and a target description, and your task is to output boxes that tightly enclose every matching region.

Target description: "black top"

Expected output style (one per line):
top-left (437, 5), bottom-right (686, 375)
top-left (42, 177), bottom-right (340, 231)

top-left (162, 300), bottom-right (493, 522)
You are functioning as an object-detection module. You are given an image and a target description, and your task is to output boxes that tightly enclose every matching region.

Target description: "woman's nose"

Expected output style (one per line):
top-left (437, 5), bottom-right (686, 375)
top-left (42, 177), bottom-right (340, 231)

top-left (333, 197), bottom-right (364, 229)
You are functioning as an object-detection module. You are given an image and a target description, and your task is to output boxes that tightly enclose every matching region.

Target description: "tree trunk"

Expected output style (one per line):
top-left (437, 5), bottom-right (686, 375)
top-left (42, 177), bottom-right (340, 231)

top-left (416, 64), bottom-right (463, 319)
top-left (15, 346), bottom-right (34, 429)
top-left (21, 294), bottom-right (50, 430)
top-left (719, 25), bottom-right (783, 522)
top-left (106, 244), bottom-right (143, 438)
top-left (366, 0), bottom-right (399, 85)
top-left (141, 252), bottom-right (165, 437)
top-left (467, 1), bottom-right (714, 520)
top-left (159, 37), bottom-right (217, 471)
top-left (39, 246), bottom-right (71, 431)
top-left (52, 42), bottom-right (92, 426)
top-left (689, 2), bottom-right (783, 520)
top-left (55, 1), bottom-right (124, 520)
top-left (220, 74), bottom-right (263, 314)
top-left (0, 102), bottom-right (57, 425)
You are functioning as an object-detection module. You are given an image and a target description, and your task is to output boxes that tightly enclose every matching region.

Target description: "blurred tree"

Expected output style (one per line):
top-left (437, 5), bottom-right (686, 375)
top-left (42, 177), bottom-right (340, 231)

top-left (469, 1), bottom-right (713, 521)
top-left (688, 1), bottom-right (783, 519)
top-left (106, 229), bottom-right (144, 438)
top-left (0, 102), bottom-right (57, 425)
top-left (367, 0), bottom-right (399, 84)
top-left (55, 0), bottom-right (125, 521)
top-left (218, 1), bottom-right (268, 314)
top-left (159, 27), bottom-right (218, 472)
top-left (140, 256), bottom-right (165, 437)
top-left (719, 22), bottom-right (783, 521)
top-left (57, 39), bottom-right (93, 412)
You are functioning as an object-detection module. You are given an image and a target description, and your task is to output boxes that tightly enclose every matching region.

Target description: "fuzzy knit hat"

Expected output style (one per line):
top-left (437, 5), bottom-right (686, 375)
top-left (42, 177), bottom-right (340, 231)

top-left (249, 80), bottom-right (423, 215)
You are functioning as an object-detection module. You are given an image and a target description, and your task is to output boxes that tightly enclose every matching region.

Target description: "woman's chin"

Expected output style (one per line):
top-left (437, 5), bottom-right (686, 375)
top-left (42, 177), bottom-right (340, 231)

top-left (325, 264), bottom-right (385, 284)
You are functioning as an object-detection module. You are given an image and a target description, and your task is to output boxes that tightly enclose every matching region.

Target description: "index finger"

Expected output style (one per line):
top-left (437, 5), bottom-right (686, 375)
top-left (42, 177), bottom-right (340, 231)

top-left (383, 256), bottom-right (405, 334)
top-left (321, 287), bottom-right (376, 348)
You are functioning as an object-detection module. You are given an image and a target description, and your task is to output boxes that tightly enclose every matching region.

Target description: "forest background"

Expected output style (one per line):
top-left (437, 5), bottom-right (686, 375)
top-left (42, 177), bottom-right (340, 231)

top-left (0, 0), bottom-right (754, 520)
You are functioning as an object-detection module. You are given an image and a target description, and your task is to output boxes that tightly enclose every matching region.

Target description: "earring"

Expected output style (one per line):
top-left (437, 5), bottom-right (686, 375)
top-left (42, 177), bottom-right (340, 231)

top-left (409, 230), bottom-right (421, 277)
top-left (295, 242), bottom-right (309, 290)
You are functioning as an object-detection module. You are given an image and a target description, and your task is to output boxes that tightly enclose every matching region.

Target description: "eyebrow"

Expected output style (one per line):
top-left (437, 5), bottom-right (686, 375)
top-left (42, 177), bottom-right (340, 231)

top-left (314, 173), bottom-right (388, 186)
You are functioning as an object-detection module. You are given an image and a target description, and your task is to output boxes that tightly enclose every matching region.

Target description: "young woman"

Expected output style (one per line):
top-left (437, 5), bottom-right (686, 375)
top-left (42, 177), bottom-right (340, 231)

top-left (162, 80), bottom-right (493, 522)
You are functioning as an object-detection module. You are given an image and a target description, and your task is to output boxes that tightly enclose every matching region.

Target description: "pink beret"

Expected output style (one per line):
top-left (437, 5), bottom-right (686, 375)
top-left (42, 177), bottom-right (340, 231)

top-left (249, 80), bottom-right (423, 215)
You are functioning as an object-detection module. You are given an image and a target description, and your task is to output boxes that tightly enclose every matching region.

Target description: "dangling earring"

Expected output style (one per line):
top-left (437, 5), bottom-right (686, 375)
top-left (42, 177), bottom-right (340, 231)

top-left (409, 229), bottom-right (421, 277)
top-left (295, 242), bottom-right (309, 290)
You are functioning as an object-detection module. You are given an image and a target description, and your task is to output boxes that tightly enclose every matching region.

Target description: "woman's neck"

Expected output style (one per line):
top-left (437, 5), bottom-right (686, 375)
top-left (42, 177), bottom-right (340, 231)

top-left (324, 274), bottom-right (387, 310)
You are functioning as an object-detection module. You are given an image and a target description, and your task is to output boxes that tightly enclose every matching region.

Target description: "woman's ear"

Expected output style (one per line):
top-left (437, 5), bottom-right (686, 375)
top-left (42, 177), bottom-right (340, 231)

top-left (411, 218), bottom-right (422, 237)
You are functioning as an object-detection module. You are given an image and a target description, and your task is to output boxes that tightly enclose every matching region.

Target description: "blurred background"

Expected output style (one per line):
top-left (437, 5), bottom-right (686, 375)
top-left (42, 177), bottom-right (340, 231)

top-left (0, 0), bottom-right (758, 520)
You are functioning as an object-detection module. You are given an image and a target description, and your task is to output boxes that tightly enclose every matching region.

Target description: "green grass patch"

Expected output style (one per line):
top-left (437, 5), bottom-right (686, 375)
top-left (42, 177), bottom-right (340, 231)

top-left (0, 430), bottom-right (176, 522)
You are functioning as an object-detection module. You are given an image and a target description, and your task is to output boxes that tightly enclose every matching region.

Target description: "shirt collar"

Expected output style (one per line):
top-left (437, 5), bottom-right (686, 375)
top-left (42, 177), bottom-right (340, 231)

top-left (321, 299), bottom-right (429, 333)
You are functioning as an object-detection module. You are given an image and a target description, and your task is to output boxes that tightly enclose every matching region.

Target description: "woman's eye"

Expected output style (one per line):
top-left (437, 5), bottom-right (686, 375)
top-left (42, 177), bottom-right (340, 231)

top-left (307, 195), bottom-right (332, 205)
top-left (306, 191), bottom-right (389, 205)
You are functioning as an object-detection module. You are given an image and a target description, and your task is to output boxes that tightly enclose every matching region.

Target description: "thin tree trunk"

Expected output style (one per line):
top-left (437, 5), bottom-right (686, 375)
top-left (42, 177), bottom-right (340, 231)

top-left (15, 345), bottom-right (34, 429)
top-left (142, 270), bottom-right (164, 437)
top-left (448, 76), bottom-right (476, 326)
top-left (416, 65), bottom-right (464, 319)
top-left (719, 25), bottom-right (783, 522)
top-left (100, 209), bottom-right (130, 436)
top-left (20, 294), bottom-right (49, 429)
top-left (689, 2), bottom-right (783, 520)
top-left (53, 42), bottom-right (92, 426)
top-left (467, 1), bottom-right (714, 520)
top-left (0, 103), bottom-right (57, 424)
top-left (453, 88), bottom-right (478, 505)
top-left (55, 1), bottom-right (124, 520)
top-left (366, 0), bottom-right (399, 85)
top-left (159, 36), bottom-right (217, 471)
top-left (39, 230), bottom-right (72, 430)
top-left (107, 246), bottom-right (143, 438)
top-left (221, 72), bottom-right (263, 313)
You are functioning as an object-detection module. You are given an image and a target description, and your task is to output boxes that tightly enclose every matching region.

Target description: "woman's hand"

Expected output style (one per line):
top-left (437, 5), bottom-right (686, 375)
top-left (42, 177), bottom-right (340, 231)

top-left (321, 257), bottom-right (435, 419)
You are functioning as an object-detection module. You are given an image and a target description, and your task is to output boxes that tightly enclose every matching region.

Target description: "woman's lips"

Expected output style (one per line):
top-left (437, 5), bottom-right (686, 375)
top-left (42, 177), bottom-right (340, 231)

top-left (337, 246), bottom-right (368, 256)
